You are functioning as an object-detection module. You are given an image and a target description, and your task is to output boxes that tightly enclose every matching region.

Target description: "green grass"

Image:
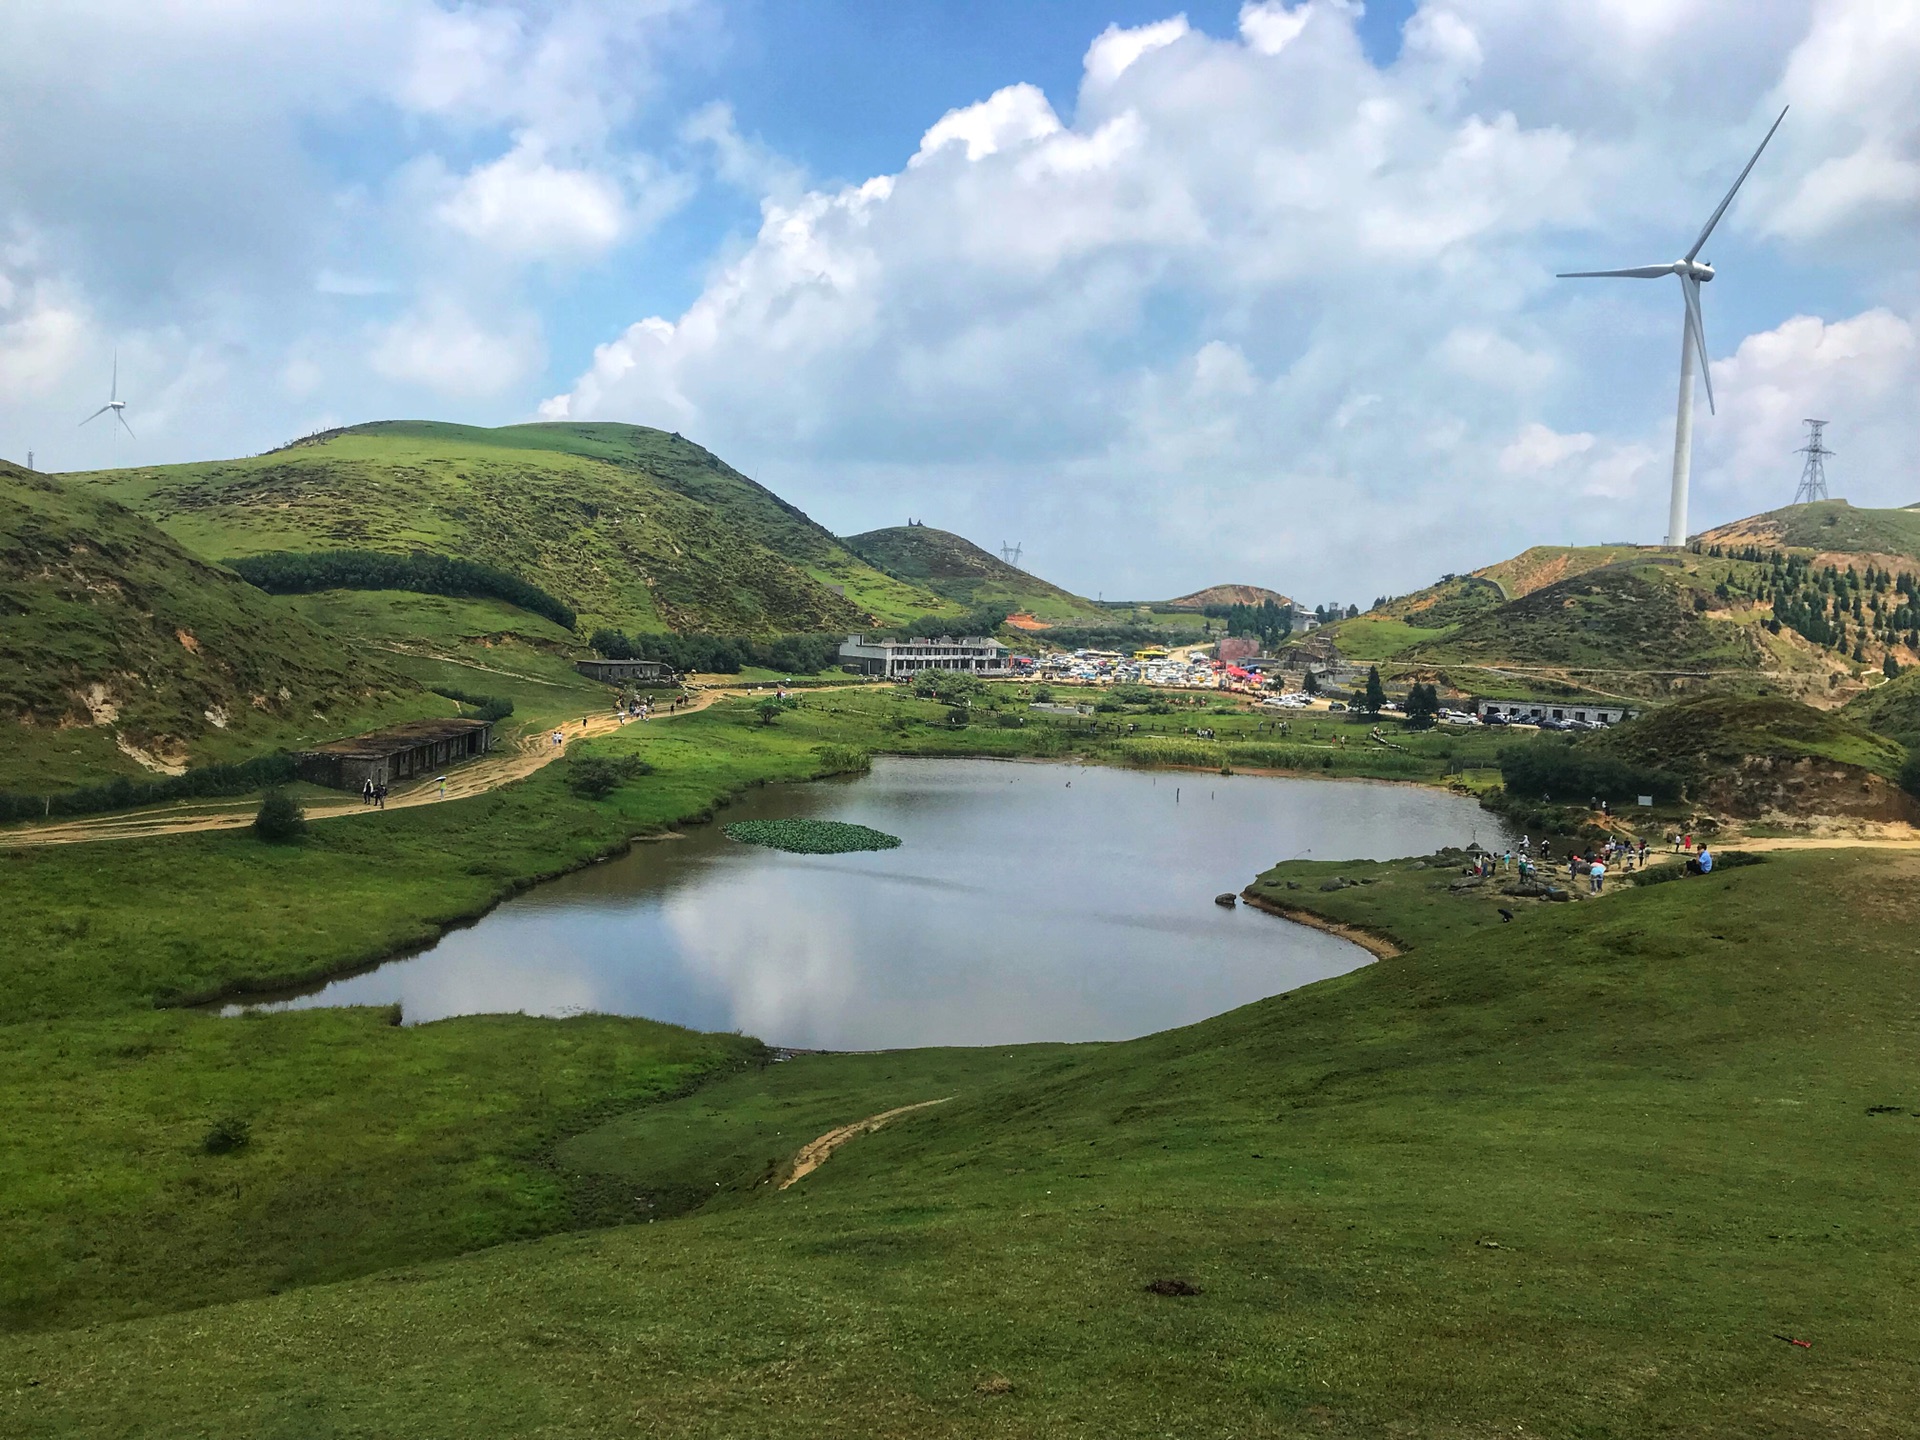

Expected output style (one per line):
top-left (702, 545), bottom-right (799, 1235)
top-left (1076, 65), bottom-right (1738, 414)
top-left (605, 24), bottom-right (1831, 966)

top-left (1, 462), bottom-right (434, 791)
top-left (6, 843), bottom-right (1919, 1434)
top-left (843, 525), bottom-right (1107, 623)
top-left (1717, 498), bottom-right (1920, 559)
top-left (1319, 614), bottom-right (1450, 659)
top-left (1585, 693), bottom-right (1906, 782)
top-left (64, 422), bottom-right (949, 635)
top-left (0, 1009), bottom-right (755, 1331)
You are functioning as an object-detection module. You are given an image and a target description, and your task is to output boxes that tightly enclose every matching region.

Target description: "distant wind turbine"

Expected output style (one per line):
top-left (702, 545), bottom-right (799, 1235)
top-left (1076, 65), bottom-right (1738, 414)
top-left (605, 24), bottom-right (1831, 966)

top-left (80, 352), bottom-right (136, 438)
top-left (1558, 106), bottom-right (1788, 548)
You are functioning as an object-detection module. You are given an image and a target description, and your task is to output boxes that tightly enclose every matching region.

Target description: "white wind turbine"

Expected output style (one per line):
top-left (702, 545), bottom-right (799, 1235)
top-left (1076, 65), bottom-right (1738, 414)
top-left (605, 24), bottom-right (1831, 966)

top-left (1558, 106), bottom-right (1788, 548)
top-left (80, 352), bottom-right (136, 438)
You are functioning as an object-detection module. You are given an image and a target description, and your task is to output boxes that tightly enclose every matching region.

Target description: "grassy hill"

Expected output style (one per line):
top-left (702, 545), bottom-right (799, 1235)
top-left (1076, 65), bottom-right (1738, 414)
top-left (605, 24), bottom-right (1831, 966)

top-left (842, 525), bottom-right (1105, 624)
top-left (67, 422), bottom-right (953, 637)
top-left (0, 462), bottom-right (428, 791)
top-left (1701, 499), bottom-right (1920, 563)
top-left (1160, 583), bottom-right (1293, 609)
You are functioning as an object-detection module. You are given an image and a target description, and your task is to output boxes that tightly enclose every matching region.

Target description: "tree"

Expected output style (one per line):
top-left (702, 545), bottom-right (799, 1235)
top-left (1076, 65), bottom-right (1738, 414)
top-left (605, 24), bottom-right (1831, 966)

top-left (1406, 682), bottom-right (1441, 729)
top-left (755, 698), bottom-right (785, 726)
top-left (1303, 669), bottom-right (1321, 696)
top-left (1363, 665), bottom-right (1387, 716)
top-left (1885, 655), bottom-right (1902, 680)
top-left (252, 789), bottom-right (307, 843)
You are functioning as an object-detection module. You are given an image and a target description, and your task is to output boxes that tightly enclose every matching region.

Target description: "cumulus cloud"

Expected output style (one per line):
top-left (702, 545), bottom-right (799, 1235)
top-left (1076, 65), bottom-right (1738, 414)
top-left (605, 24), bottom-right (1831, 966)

top-left (535, 0), bottom-right (1918, 600)
top-left (370, 300), bottom-right (540, 398)
top-left (437, 143), bottom-right (630, 259)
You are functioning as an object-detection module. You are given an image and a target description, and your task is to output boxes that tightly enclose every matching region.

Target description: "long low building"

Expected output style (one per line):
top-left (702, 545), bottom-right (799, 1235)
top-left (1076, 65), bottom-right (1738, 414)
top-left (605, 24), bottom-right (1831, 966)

top-left (575, 658), bottom-right (676, 685)
top-left (1474, 698), bottom-right (1636, 726)
top-left (839, 634), bottom-right (1011, 678)
top-left (295, 717), bottom-right (495, 790)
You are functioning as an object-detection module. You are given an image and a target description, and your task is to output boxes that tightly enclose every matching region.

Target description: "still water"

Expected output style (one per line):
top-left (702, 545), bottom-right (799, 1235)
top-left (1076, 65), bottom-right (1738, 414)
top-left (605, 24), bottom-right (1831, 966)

top-left (237, 758), bottom-right (1507, 1048)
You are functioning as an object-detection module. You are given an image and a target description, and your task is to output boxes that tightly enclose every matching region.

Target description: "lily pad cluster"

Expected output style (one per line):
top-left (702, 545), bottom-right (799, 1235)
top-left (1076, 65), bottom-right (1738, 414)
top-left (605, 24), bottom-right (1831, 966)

top-left (723, 819), bottom-right (902, 855)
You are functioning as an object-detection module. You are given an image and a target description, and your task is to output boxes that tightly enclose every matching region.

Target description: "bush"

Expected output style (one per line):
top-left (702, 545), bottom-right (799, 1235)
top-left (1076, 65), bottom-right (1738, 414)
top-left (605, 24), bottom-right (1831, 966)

top-left (252, 789), bottom-right (307, 843)
top-left (201, 1117), bottom-right (251, 1155)
top-left (429, 686), bottom-right (514, 723)
top-left (912, 670), bottom-right (986, 704)
top-left (1900, 753), bottom-right (1920, 800)
top-left (588, 629), bottom-right (842, 676)
top-left (812, 745), bottom-right (871, 775)
top-left (228, 550), bottom-right (575, 629)
top-left (1498, 737), bottom-right (1681, 805)
top-left (0, 752), bottom-right (300, 824)
top-left (566, 753), bottom-right (652, 800)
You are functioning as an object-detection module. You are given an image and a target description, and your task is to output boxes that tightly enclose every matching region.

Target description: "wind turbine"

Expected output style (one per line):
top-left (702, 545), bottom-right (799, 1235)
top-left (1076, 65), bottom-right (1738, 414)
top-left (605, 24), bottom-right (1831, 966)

top-left (1558, 106), bottom-right (1787, 548)
top-left (80, 353), bottom-right (136, 438)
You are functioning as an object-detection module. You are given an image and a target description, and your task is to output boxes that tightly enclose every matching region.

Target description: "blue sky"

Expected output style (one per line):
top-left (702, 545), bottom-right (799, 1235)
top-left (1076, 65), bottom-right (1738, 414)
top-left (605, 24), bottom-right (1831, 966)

top-left (1, 1), bottom-right (1915, 602)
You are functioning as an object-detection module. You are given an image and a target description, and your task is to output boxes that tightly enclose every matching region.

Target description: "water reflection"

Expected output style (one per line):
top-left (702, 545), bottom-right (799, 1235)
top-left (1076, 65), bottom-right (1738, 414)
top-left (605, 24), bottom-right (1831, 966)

top-left (234, 758), bottom-right (1506, 1048)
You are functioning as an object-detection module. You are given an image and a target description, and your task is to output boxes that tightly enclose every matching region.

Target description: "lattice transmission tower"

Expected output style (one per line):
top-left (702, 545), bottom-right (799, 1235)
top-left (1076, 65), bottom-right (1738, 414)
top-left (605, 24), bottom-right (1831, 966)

top-left (1000, 541), bottom-right (1023, 569)
top-left (1792, 419), bottom-right (1833, 505)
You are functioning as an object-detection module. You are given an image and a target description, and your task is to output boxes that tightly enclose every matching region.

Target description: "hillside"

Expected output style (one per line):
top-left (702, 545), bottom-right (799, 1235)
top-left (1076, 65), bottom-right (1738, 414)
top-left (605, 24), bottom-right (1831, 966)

top-left (0, 462), bottom-right (425, 790)
top-left (1701, 498), bottom-right (1920, 564)
top-left (841, 525), bottom-right (1105, 624)
top-left (67, 422), bottom-right (953, 636)
top-left (1161, 583), bottom-right (1292, 609)
top-left (1843, 665), bottom-right (1920, 746)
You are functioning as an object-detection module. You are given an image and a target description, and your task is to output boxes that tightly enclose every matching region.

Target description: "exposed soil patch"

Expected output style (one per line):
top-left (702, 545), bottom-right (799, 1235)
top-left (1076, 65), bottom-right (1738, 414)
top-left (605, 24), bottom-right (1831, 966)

top-left (1240, 890), bottom-right (1404, 959)
top-left (780, 1098), bottom-right (951, 1190)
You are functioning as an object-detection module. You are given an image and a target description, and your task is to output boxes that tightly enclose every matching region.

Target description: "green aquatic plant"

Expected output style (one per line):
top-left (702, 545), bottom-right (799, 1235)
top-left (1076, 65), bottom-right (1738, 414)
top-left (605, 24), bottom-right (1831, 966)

top-left (722, 819), bottom-right (902, 854)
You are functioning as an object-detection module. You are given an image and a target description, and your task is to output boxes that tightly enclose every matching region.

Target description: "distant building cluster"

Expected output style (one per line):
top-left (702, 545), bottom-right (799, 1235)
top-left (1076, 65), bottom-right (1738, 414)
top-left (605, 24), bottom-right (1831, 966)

top-left (839, 635), bottom-right (1012, 678)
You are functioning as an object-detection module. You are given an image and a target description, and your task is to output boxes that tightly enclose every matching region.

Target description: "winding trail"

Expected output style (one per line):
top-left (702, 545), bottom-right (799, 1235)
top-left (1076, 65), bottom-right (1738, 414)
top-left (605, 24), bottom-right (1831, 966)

top-left (0, 686), bottom-right (755, 848)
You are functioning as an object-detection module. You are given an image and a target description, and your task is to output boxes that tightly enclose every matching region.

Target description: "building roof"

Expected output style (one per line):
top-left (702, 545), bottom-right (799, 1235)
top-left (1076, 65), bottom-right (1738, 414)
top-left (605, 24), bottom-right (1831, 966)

top-left (298, 717), bottom-right (492, 760)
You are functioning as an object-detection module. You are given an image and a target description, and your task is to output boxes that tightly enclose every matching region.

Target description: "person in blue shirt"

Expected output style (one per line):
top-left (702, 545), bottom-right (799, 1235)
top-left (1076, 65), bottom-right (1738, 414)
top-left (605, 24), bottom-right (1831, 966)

top-left (1697, 847), bottom-right (1713, 874)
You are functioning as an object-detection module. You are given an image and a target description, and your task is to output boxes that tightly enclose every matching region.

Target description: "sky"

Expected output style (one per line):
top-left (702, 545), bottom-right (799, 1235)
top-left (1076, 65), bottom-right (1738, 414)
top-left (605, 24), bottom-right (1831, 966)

top-left (2, 1), bottom-right (1915, 606)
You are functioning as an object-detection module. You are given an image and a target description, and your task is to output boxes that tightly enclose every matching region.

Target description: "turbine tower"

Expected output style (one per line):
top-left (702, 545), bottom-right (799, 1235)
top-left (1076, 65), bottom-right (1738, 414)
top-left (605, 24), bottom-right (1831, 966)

top-left (1792, 419), bottom-right (1833, 505)
top-left (1559, 106), bottom-right (1788, 548)
top-left (80, 352), bottom-right (136, 438)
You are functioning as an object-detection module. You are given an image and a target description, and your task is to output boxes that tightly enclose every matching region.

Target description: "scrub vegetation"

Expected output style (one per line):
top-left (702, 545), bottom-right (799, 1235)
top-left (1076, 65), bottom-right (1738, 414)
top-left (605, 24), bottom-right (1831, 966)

top-left (723, 818), bottom-right (902, 854)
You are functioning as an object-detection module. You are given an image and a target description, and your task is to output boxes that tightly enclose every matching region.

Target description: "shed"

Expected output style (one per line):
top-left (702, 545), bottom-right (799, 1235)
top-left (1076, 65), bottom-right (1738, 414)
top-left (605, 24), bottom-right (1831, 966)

top-left (295, 718), bottom-right (494, 790)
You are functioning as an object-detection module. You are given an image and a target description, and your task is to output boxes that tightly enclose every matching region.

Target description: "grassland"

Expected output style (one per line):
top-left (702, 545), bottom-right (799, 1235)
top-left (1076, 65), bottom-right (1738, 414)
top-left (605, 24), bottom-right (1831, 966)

top-left (65, 422), bottom-right (952, 635)
top-left (1, 461), bottom-right (438, 791)
top-left (1701, 498), bottom-right (1920, 560)
top-left (844, 525), bottom-right (1107, 623)
top-left (5, 814), bottom-right (1917, 1433)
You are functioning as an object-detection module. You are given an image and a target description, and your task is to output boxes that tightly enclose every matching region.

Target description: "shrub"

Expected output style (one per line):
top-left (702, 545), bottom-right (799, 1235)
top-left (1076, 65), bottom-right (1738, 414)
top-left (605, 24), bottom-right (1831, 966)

top-left (229, 550), bottom-right (575, 629)
top-left (202, 1117), bottom-right (251, 1155)
top-left (1498, 737), bottom-right (1681, 805)
top-left (812, 744), bottom-right (871, 775)
top-left (566, 753), bottom-right (652, 800)
top-left (0, 752), bottom-right (300, 825)
top-left (1900, 753), bottom-right (1920, 800)
top-left (429, 686), bottom-right (514, 723)
top-left (252, 790), bottom-right (307, 843)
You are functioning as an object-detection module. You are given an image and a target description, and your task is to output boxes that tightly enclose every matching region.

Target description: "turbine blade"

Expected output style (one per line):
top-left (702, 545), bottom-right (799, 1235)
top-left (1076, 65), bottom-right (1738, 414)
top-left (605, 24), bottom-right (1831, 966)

top-left (1686, 105), bottom-right (1789, 262)
top-left (117, 409), bottom-right (137, 439)
top-left (1557, 265), bottom-right (1675, 279)
top-left (79, 404), bottom-right (111, 426)
top-left (1683, 276), bottom-right (1715, 415)
top-left (111, 350), bottom-right (118, 402)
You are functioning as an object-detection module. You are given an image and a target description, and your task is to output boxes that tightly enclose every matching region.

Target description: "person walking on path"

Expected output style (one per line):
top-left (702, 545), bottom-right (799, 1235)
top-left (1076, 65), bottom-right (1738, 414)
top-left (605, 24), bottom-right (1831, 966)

top-left (1589, 858), bottom-right (1606, 895)
top-left (362, 778), bottom-right (374, 807)
top-left (375, 780), bottom-right (387, 809)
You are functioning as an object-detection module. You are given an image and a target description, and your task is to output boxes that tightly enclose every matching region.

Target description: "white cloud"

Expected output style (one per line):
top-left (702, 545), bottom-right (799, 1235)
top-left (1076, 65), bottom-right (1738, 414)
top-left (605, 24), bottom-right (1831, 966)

top-left (912, 85), bottom-right (1063, 166)
top-left (1500, 422), bottom-right (1595, 473)
top-left (1084, 16), bottom-right (1192, 87)
top-left (1237, 2), bottom-right (1310, 57)
top-left (370, 301), bottom-right (539, 397)
top-left (437, 143), bottom-right (630, 259)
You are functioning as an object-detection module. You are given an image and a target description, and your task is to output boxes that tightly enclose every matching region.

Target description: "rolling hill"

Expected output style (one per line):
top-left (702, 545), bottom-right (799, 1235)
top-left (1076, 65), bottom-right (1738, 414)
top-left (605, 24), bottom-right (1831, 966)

top-left (1160, 583), bottom-right (1293, 609)
top-left (66, 422), bottom-right (954, 637)
top-left (0, 461), bottom-right (428, 791)
top-left (1700, 498), bottom-right (1920, 564)
top-left (841, 525), bottom-right (1106, 623)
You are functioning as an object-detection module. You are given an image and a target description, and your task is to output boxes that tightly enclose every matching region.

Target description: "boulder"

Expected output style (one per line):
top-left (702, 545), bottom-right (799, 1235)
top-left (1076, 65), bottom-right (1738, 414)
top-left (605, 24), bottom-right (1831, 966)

top-left (1214, 892), bottom-right (1238, 908)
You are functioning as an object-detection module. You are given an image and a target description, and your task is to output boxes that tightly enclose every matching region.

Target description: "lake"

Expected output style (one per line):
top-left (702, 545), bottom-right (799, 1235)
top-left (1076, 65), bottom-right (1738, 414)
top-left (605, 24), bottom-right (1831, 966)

top-left (232, 757), bottom-right (1508, 1048)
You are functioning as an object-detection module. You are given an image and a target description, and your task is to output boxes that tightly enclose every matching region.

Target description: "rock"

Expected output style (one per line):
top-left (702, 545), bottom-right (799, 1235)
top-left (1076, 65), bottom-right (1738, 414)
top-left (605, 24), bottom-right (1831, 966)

top-left (1318, 879), bottom-right (1347, 892)
top-left (1285, 880), bottom-right (1301, 890)
top-left (1448, 878), bottom-right (1485, 892)
top-left (1545, 887), bottom-right (1572, 902)
top-left (1409, 861), bottom-right (1428, 870)
top-left (1503, 882), bottom-right (1552, 898)
top-left (1215, 892), bottom-right (1238, 908)
top-left (1358, 877), bottom-right (1379, 885)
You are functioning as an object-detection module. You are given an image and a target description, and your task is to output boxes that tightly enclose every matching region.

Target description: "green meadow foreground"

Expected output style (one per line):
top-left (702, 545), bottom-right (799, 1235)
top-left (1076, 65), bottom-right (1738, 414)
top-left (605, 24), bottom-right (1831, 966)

top-left (4, 693), bottom-right (1918, 1435)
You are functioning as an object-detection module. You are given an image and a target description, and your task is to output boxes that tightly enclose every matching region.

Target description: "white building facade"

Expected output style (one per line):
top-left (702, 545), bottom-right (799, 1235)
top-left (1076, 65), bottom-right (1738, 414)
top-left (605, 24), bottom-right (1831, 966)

top-left (839, 634), bottom-right (1012, 678)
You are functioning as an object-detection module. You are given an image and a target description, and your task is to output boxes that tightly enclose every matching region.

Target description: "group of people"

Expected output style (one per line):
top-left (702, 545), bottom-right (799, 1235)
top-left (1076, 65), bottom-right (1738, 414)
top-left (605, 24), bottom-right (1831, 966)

top-left (358, 776), bottom-right (389, 808)
top-left (1467, 833), bottom-right (1656, 895)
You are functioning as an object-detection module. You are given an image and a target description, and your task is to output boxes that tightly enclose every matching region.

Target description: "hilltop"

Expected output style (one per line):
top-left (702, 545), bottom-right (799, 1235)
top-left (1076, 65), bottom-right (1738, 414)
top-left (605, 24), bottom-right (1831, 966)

top-left (0, 461), bottom-right (425, 790)
top-left (842, 524), bottom-right (1106, 623)
top-left (1160, 583), bottom-right (1292, 609)
top-left (1700, 498), bottom-right (1920, 566)
top-left (67, 422), bottom-right (952, 636)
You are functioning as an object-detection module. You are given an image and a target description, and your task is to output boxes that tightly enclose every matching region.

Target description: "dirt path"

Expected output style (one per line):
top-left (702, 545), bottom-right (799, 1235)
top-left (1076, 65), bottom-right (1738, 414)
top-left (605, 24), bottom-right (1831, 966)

top-left (779, 1098), bottom-right (952, 1190)
top-left (0, 688), bottom-right (745, 848)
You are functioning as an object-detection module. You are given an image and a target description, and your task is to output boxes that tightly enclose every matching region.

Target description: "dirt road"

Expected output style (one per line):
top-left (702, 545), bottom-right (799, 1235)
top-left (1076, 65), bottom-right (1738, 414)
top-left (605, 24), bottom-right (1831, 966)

top-left (0, 688), bottom-right (742, 848)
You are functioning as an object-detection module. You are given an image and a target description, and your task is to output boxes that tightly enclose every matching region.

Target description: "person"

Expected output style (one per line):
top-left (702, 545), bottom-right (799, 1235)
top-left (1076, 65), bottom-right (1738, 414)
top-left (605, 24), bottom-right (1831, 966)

top-left (1672, 832), bottom-right (1681, 853)
top-left (362, 777), bottom-right (374, 806)
top-left (437, 775), bottom-right (447, 800)
top-left (1697, 846), bottom-right (1714, 875)
top-left (1589, 858), bottom-right (1606, 894)
top-left (375, 779), bottom-right (387, 809)
top-left (1638, 840), bottom-right (1649, 866)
